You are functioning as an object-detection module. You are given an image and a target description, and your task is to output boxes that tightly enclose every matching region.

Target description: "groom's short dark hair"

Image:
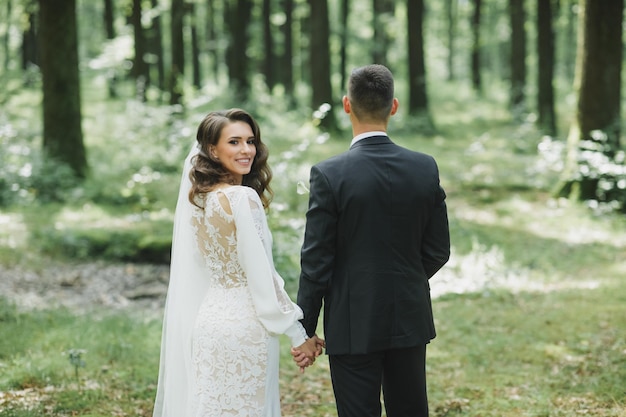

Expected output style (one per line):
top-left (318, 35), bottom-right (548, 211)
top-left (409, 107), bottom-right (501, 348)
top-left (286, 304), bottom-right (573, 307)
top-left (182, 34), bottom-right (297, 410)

top-left (347, 64), bottom-right (394, 123)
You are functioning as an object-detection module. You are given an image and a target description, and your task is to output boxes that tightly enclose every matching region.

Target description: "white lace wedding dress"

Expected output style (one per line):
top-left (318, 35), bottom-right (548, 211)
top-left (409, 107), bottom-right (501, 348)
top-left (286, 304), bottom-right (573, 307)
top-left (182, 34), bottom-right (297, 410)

top-left (153, 178), bottom-right (307, 417)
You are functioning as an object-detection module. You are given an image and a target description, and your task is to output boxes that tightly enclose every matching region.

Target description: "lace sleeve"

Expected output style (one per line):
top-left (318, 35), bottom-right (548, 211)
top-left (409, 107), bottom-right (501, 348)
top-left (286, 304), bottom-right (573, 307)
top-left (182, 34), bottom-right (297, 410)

top-left (231, 187), bottom-right (307, 346)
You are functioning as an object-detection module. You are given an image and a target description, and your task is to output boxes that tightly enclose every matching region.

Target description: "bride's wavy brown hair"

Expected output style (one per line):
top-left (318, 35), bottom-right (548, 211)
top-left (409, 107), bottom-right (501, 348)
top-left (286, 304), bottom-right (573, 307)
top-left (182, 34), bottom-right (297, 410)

top-left (188, 109), bottom-right (273, 209)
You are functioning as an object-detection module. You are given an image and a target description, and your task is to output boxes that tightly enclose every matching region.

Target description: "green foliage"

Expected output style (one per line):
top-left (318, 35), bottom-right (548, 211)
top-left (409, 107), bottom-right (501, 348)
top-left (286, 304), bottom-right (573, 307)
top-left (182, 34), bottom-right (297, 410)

top-left (32, 218), bottom-right (172, 263)
top-left (0, 29), bottom-right (625, 414)
top-left (574, 132), bottom-right (626, 212)
top-left (0, 137), bottom-right (80, 206)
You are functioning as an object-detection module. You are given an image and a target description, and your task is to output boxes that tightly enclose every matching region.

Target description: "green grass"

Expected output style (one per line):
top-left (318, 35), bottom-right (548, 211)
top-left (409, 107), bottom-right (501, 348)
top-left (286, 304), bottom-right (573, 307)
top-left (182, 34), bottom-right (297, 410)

top-left (1, 77), bottom-right (625, 415)
top-left (0, 300), bottom-right (160, 416)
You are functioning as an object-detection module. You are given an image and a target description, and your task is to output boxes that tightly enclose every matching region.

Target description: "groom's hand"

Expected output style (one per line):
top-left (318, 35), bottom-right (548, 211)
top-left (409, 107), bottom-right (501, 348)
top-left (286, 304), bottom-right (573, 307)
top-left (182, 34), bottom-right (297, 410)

top-left (292, 335), bottom-right (325, 373)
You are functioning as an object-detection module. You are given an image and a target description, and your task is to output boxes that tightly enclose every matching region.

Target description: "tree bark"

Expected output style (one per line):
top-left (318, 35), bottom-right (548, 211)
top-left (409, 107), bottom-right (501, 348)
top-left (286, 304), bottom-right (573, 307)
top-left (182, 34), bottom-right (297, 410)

top-left (559, 0), bottom-right (623, 202)
top-left (509, 0), bottom-right (526, 116)
top-left (21, 1), bottom-right (39, 74)
top-left (308, 0), bottom-right (337, 130)
top-left (187, 2), bottom-right (202, 89)
top-left (536, 0), bottom-right (556, 136)
top-left (372, 0), bottom-right (394, 67)
top-left (131, 0), bottom-right (148, 101)
top-left (3, 0), bottom-right (12, 72)
top-left (470, 0), bottom-right (482, 93)
top-left (225, 0), bottom-right (252, 100)
top-left (206, 0), bottom-right (220, 83)
top-left (103, 0), bottom-right (115, 39)
top-left (39, 0), bottom-right (87, 178)
top-left (279, 0), bottom-right (295, 95)
top-left (170, 0), bottom-right (185, 105)
top-left (407, 0), bottom-right (434, 132)
top-left (339, 0), bottom-right (349, 91)
top-left (446, 0), bottom-right (457, 81)
top-left (149, 0), bottom-right (165, 93)
top-left (262, 0), bottom-right (275, 90)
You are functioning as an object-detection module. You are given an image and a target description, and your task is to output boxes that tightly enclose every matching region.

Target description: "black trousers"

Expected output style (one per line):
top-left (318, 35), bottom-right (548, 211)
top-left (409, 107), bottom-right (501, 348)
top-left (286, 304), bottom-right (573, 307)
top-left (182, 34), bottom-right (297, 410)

top-left (328, 345), bottom-right (428, 417)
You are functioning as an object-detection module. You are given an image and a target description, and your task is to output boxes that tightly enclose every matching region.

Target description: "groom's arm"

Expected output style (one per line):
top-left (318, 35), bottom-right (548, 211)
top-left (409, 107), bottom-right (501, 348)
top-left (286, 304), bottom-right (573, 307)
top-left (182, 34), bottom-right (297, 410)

top-left (421, 164), bottom-right (450, 278)
top-left (297, 165), bottom-right (336, 336)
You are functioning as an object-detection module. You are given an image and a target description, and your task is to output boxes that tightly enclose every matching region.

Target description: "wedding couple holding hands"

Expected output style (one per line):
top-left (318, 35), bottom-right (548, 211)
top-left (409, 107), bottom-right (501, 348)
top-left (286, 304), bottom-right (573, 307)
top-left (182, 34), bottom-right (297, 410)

top-left (152, 64), bottom-right (450, 417)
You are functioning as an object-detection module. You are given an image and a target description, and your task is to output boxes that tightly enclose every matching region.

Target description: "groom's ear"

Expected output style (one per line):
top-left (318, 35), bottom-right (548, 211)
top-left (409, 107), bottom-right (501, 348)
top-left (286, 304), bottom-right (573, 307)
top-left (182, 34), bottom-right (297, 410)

top-left (342, 96), bottom-right (351, 114)
top-left (390, 98), bottom-right (399, 116)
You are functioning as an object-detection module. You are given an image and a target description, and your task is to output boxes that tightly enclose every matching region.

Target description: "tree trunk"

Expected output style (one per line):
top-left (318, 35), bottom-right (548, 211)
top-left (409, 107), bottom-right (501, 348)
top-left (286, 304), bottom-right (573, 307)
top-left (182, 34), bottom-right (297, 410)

top-left (187, 2), bottom-right (202, 89)
top-left (536, 0), bottom-right (556, 136)
top-left (206, 0), bottom-right (220, 83)
top-left (103, 0), bottom-right (115, 39)
top-left (372, 0), bottom-right (394, 68)
top-left (262, 0), bottom-right (275, 90)
top-left (558, 0), bottom-right (623, 203)
top-left (22, 7), bottom-right (39, 71)
top-left (407, 0), bottom-right (434, 132)
top-left (509, 0), bottom-right (526, 117)
top-left (131, 0), bottom-right (148, 101)
top-left (225, 0), bottom-right (252, 101)
top-left (149, 0), bottom-right (165, 93)
top-left (470, 0), bottom-right (482, 93)
top-left (308, 0), bottom-right (337, 131)
top-left (3, 0), bottom-right (12, 72)
top-left (446, 0), bottom-right (457, 81)
top-left (39, 0), bottom-right (87, 178)
top-left (278, 0), bottom-right (294, 96)
top-left (339, 0), bottom-right (349, 91)
top-left (170, 0), bottom-right (185, 105)
top-left (562, 0), bottom-right (576, 82)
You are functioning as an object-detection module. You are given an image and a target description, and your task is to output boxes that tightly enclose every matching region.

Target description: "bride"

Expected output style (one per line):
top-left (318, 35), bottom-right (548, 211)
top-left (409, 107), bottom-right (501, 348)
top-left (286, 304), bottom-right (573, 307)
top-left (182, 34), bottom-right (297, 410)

top-left (153, 109), bottom-right (323, 417)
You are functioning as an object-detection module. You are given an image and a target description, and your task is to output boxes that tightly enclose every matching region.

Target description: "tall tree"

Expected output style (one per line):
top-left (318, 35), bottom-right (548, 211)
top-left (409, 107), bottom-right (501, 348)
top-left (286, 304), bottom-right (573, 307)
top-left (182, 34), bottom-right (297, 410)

top-left (561, 0), bottom-right (576, 82)
top-left (103, 0), bottom-right (115, 39)
top-left (21, 1), bottom-right (38, 73)
top-left (131, 0), bottom-right (148, 100)
top-left (39, 0), bottom-right (87, 178)
top-left (225, 0), bottom-right (252, 101)
top-left (509, 0), bottom-right (526, 117)
top-left (407, 0), bottom-right (434, 132)
top-left (278, 0), bottom-right (295, 96)
top-left (262, 0), bottom-right (275, 90)
top-left (148, 0), bottom-right (165, 93)
top-left (339, 0), bottom-right (349, 91)
top-left (445, 0), bottom-right (458, 81)
top-left (206, 0), bottom-right (220, 82)
top-left (559, 0), bottom-right (623, 202)
top-left (470, 0), bottom-right (482, 93)
top-left (536, 0), bottom-right (556, 136)
top-left (372, 0), bottom-right (394, 67)
top-left (308, 0), bottom-right (337, 130)
top-left (170, 0), bottom-right (185, 105)
top-left (187, 2), bottom-right (202, 89)
top-left (3, 0), bottom-right (12, 72)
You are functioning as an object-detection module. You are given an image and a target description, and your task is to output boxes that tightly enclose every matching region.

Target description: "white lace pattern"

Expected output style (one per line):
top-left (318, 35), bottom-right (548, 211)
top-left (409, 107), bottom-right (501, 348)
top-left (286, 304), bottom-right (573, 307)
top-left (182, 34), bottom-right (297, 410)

top-left (188, 186), bottom-right (303, 417)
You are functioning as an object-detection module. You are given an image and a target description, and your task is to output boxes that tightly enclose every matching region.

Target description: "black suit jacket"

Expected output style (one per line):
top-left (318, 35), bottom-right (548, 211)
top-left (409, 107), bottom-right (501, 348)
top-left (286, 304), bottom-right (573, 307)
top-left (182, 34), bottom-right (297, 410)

top-left (297, 135), bottom-right (450, 355)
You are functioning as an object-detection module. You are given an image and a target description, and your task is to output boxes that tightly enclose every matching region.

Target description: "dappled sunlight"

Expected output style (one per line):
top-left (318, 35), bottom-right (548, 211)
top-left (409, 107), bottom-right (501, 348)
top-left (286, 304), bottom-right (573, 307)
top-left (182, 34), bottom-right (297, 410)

top-left (431, 242), bottom-right (602, 298)
top-left (53, 204), bottom-right (172, 231)
top-left (452, 195), bottom-right (626, 248)
top-left (0, 213), bottom-right (27, 249)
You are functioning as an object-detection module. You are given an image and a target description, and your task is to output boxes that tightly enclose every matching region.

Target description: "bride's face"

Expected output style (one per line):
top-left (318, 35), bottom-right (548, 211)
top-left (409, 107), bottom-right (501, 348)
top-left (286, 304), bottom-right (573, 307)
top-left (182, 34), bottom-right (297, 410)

top-left (211, 121), bottom-right (257, 184)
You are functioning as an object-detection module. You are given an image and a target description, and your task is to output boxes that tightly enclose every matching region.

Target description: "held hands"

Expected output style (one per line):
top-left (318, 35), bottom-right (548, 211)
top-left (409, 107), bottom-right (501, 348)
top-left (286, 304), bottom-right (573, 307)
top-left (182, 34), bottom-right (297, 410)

top-left (291, 335), bottom-right (325, 374)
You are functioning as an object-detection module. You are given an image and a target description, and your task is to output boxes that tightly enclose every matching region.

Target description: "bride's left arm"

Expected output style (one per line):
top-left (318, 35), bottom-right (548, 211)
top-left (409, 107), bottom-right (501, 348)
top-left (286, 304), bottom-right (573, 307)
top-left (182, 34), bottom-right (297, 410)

top-left (234, 188), bottom-right (307, 347)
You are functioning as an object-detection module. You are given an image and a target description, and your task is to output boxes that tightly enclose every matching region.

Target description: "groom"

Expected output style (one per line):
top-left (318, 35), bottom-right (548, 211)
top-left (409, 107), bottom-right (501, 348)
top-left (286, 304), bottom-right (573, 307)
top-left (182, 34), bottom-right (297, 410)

top-left (293, 64), bottom-right (450, 417)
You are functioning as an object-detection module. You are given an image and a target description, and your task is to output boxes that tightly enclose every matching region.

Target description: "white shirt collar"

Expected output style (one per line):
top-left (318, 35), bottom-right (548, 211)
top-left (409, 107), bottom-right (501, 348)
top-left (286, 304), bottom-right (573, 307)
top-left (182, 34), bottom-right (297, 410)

top-left (350, 131), bottom-right (388, 147)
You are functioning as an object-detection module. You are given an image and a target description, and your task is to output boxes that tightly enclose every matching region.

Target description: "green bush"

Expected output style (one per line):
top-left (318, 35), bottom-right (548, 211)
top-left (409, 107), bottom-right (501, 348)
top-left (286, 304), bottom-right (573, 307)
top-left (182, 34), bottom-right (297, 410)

top-left (32, 221), bottom-right (172, 264)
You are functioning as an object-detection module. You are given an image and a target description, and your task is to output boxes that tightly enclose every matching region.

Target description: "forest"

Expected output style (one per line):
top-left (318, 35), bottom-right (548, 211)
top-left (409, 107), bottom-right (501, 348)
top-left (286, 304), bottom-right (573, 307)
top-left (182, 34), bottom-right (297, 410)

top-left (0, 0), bottom-right (625, 416)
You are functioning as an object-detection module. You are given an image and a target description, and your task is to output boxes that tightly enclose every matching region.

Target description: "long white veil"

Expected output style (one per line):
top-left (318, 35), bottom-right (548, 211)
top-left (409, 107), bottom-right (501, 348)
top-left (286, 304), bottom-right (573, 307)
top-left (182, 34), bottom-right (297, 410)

top-left (153, 144), bottom-right (208, 417)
